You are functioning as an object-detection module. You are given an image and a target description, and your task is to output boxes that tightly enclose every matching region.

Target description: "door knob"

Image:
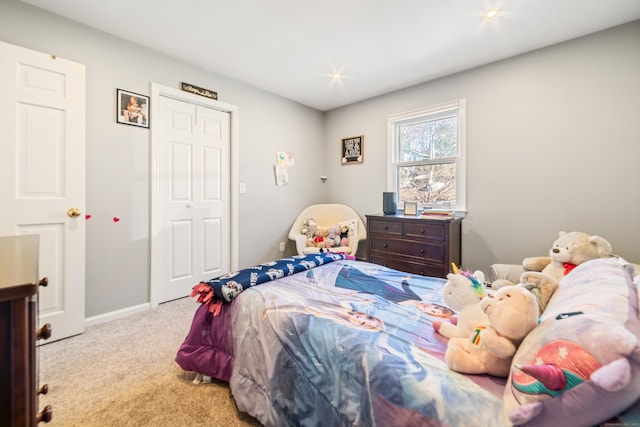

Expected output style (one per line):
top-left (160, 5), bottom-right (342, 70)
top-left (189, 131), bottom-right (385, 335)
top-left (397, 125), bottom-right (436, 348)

top-left (67, 208), bottom-right (81, 218)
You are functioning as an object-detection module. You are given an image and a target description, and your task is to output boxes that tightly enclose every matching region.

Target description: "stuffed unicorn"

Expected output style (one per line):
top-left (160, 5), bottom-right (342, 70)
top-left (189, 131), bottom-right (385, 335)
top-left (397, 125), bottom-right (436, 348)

top-left (433, 263), bottom-right (490, 339)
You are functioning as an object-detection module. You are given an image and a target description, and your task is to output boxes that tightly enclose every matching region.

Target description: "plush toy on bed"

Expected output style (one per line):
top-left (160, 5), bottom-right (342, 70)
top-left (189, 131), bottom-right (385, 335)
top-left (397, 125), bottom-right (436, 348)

top-left (504, 258), bottom-right (640, 427)
top-left (518, 271), bottom-right (559, 314)
top-left (492, 231), bottom-right (613, 288)
top-left (433, 264), bottom-right (489, 339)
top-left (444, 285), bottom-right (539, 377)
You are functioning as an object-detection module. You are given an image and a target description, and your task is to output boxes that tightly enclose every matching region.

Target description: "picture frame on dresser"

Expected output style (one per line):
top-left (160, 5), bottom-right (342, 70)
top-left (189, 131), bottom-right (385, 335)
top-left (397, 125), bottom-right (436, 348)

top-left (404, 202), bottom-right (418, 216)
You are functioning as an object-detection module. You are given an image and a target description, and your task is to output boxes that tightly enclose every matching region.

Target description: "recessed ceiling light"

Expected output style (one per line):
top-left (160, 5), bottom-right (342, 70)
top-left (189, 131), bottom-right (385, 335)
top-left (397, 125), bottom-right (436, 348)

top-left (331, 73), bottom-right (343, 80)
top-left (484, 8), bottom-right (500, 19)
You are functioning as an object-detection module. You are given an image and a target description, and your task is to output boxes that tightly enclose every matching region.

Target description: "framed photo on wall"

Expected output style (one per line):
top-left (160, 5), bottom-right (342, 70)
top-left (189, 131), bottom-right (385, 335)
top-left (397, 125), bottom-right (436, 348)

top-left (117, 89), bottom-right (149, 128)
top-left (341, 135), bottom-right (364, 164)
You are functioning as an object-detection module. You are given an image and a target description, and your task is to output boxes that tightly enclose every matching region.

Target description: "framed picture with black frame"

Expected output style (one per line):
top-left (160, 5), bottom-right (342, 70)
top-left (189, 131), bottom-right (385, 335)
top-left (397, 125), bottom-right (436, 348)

top-left (341, 135), bottom-right (364, 164)
top-left (116, 89), bottom-right (149, 128)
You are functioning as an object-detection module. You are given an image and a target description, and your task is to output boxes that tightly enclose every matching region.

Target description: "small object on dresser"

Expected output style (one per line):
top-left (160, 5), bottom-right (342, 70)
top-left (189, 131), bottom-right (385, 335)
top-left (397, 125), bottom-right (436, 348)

top-left (422, 209), bottom-right (454, 219)
top-left (382, 192), bottom-right (397, 215)
top-left (404, 201), bottom-right (418, 216)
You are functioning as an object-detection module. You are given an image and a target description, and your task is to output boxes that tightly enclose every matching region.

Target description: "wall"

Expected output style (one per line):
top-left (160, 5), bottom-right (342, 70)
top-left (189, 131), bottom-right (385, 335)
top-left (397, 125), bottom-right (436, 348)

top-left (0, 0), bottom-right (326, 317)
top-left (2, 0), bottom-right (639, 319)
top-left (324, 21), bottom-right (640, 272)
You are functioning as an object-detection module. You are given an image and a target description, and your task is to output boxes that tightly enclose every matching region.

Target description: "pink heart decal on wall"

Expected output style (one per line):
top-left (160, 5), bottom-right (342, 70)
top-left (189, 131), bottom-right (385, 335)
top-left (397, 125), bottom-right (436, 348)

top-left (85, 214), bottom-right (91, 220)
top-left (113, 217), bottom-right (120, 222)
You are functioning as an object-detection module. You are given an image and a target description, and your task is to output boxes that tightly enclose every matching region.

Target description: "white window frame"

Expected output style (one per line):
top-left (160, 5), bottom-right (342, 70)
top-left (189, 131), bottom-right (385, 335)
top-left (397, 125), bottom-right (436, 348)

top-left (387, 99), bottom-right (466, 214)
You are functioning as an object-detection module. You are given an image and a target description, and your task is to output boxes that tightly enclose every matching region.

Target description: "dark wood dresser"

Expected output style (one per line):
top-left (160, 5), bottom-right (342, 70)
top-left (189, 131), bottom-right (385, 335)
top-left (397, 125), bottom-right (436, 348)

top-left (0, 235), bottom-right (52, 426)
top-left (366, 214), bottom-right (462, 278)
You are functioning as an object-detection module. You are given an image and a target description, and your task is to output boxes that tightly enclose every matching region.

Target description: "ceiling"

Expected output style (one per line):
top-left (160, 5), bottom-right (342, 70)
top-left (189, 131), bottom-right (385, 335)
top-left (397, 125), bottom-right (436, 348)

top-left (21, 0), bottom-right (640, 111)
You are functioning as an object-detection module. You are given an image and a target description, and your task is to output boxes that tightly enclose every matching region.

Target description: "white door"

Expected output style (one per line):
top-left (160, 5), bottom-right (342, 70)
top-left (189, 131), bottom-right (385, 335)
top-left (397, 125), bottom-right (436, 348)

top-left (0, 41), bottom-right (86, 341)
top-left (155, 95), bottom-right (231, 303)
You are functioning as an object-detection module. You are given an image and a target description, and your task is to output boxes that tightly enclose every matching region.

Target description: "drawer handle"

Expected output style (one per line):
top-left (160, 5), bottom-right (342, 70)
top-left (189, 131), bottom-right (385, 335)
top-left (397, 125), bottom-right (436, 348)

top-left (420, 249), bottom-right (425, 254)
top-left (38, 384), bottom-right (49, 395)
top-left (420, 229), bottom-right (426, 234)
top-left (383, 244), bottom-right (388, 248)
top-left (37, 405), bottom-right (53, 423)
top-left (37, 323), bottom-right (52, 341)
top-left (383, 226), bottom-right (389, 230)
top-left (39, 277), bottom-right (49, 287)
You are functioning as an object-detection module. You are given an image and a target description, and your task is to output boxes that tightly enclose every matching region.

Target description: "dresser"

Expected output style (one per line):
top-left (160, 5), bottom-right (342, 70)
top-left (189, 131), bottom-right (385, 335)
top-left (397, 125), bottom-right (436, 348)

top-left (366, 214), bottom-right (462, 278)
top-left (0, 235), bottom-right (52, 426)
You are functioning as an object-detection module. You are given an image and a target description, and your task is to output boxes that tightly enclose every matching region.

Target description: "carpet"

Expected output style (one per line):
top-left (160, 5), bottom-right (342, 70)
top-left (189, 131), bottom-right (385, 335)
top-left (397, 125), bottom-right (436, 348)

top-left (37, 297), bottom-right (261, 426)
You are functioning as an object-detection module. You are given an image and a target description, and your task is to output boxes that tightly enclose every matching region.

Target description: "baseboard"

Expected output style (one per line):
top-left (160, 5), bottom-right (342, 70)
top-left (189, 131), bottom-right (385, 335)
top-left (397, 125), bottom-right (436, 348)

top-left (84, 302), bottom-right (151, 328)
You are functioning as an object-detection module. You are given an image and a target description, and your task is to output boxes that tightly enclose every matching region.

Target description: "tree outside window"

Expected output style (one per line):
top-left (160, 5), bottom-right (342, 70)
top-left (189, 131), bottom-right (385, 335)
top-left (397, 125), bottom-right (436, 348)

top-left (388, 100), bottom-right (466, 212)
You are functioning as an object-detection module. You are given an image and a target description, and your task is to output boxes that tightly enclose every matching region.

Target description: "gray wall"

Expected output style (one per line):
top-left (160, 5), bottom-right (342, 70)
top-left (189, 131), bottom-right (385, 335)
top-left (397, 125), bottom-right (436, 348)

top-left (0, 0), bottom-right (326, 317)
top-left (324, 21), bottom-right (640, 272)
top-left (2, 0), bottom-right (639, 319)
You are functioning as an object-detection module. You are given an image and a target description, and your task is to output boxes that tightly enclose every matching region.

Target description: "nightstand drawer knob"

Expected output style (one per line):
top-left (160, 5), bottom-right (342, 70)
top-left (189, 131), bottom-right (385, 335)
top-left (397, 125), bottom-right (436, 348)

top-left (37, 323), bottom-right (52, 341)
top-left (383, 226), bottom-right (389, 230)
top-left (383, 244), bottom-right (388, 248)
top-left (37, 405), bottom-right (53, 423)
top-left (420, 249), bottom-right (425, 254)
top-left (420, 229), bottom-right (425, 234)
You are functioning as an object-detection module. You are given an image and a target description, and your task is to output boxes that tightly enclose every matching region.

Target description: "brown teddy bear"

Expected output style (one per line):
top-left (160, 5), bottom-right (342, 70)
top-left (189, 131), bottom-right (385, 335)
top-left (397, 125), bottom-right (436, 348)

top-left (312, 227), bottom-right (329, 248)
top-left (444, 285), bottom-right (539, 377)
top-left (493, 231), bottom-right (613, 288)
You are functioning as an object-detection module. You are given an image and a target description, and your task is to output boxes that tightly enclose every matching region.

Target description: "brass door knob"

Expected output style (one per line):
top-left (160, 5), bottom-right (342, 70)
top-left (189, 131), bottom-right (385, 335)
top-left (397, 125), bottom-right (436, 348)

top-left (67, 208), bottom-right (81, 218)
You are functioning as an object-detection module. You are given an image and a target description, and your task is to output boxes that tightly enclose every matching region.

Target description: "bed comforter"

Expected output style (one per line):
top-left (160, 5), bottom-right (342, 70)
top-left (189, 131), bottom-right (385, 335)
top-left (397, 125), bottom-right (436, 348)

top-left (177, 258), bottom-right (506, 426)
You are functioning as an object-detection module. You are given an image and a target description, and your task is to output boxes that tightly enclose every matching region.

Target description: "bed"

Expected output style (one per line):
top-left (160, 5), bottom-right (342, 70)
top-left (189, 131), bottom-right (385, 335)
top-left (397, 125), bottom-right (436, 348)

top-left (176, 253), bottom-right (640, 427)
top-left (176, 253), bottom-right (506, 426)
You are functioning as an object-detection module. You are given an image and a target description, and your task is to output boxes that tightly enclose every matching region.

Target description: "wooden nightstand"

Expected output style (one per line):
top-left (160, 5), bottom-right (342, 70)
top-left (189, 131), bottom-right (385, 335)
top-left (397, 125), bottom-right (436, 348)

top-left (366, 214), bottom-right (462, 278)
top-left (0, 235), bottom-right (52, 426)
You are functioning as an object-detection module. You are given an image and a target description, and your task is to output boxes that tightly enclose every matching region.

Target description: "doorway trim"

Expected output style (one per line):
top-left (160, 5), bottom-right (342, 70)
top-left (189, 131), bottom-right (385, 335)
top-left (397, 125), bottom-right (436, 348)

top-left (149, 83), bottom-right (239, 308)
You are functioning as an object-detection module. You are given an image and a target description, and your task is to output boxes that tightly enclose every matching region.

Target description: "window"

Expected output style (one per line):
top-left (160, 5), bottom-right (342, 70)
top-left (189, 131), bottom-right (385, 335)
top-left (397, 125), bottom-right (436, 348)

top-left (387, 99), bottom-right (466, 212)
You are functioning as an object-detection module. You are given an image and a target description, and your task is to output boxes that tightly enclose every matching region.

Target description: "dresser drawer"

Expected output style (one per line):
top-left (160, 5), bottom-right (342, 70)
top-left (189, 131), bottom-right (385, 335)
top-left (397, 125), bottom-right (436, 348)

top-left (369, 255), bottom-right (445, 277)
top-left (404, 222), bottom-right (446, 242)
top-left (369, 236), bottom-right (445, 263)
top-left (368, 219), bottom-right (403, 236)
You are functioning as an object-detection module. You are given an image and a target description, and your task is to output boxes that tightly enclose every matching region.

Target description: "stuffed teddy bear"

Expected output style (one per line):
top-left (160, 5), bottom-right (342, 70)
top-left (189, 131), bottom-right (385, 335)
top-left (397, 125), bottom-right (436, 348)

top-left (444, 285), bottom-right (539, 377)
top-left (492, 231), bottom-right (613, 288)
top-left (302, 219), bottom-right (317, 247)
top-left (312, 227), bottom-right (329, 248)
top-left (518, 271), bottom-right (559, 314)
top-left (339, 224), bottom-right (350, 247)
top-left (433, 265), bottom-right (489, 339)
top-left (324, 226), bottom-right (341, 248)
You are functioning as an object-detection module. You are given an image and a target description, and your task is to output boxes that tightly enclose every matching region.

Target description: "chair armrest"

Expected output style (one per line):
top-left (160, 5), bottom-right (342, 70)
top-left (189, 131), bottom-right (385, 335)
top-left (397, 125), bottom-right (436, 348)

top-left (289, 233), bottom-right (309, 255)
top-left (350, 239), bottom-right (359, 256)
top-left (487, 264), bottom-right (526, 284)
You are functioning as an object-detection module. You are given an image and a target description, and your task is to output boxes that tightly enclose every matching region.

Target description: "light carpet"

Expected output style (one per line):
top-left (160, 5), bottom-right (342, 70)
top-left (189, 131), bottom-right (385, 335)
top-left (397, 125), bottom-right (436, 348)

top-left (37, 297), bottom-right (261, 426)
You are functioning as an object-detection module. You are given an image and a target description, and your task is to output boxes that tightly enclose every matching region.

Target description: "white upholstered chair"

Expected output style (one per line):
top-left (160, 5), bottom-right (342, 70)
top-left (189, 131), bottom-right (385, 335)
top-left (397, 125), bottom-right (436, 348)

top-left (288, 204), bottom-right (367, 256)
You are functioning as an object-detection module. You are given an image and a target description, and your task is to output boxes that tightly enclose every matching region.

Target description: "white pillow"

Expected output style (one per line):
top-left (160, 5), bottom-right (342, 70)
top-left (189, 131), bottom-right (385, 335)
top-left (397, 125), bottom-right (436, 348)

top-left (338, 218), bottom-right (358, 237)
